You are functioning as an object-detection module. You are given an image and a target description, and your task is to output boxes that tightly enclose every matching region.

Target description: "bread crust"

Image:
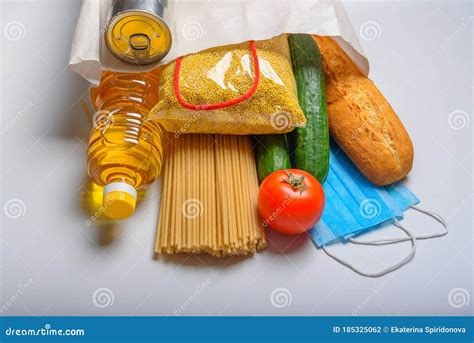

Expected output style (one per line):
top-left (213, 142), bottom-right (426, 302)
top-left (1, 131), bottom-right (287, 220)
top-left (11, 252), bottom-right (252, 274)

top-left (314, 36), bottom-right (414, 186)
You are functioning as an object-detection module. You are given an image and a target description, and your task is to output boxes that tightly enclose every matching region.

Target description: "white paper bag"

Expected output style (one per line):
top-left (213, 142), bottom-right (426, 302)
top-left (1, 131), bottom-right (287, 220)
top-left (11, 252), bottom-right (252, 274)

top-left (69, 0), bottom-right (369, 84)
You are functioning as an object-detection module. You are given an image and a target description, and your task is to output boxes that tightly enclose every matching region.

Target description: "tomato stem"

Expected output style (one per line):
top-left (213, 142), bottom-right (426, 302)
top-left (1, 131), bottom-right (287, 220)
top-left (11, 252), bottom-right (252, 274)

top-left (282, 172), bottom-right (307, 194)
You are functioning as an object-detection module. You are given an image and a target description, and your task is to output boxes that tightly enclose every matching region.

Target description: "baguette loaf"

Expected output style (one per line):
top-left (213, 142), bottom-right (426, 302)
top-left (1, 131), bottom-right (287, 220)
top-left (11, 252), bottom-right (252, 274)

top-left (313, 36), bottom-right (413, 186)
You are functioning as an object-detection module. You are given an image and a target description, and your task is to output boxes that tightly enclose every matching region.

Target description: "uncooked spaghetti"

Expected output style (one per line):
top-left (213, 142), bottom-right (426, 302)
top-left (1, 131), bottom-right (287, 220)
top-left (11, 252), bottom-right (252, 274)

top-left (155, 134), bottom-right (266, 257)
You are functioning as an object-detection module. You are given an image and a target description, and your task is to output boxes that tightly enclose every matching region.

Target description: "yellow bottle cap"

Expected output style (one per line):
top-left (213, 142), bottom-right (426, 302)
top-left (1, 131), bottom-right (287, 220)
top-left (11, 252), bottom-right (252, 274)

top-left (102, 182), bottom-right (137, 219)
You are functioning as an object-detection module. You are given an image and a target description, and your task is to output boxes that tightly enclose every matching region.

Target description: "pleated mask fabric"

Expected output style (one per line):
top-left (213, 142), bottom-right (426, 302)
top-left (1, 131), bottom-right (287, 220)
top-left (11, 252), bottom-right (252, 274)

top-left (309, 142), bottom-right (420, 248)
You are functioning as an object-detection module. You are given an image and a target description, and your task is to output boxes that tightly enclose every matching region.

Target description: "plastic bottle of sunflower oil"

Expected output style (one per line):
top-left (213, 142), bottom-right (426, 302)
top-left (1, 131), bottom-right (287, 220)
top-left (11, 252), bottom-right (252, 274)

top-left (87, 70), bottom-right (163, 219)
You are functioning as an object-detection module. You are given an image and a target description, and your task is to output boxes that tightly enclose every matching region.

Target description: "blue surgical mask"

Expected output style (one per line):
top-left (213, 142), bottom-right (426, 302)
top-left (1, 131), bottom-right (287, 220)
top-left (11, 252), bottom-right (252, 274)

top-left (308, 142), bottom-right (447, 277)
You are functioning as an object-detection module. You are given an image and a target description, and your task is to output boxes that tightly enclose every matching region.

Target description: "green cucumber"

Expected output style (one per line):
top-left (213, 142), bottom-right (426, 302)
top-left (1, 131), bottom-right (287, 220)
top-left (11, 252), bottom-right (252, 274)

top-left (255, 135), bottom-right (291, 183)
top-left (288, 34), bottom-right (329, 183)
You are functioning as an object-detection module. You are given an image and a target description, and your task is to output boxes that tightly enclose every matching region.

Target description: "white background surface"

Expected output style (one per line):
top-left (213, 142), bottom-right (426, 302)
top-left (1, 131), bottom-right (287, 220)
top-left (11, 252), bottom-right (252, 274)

top-left (1, 0), bottom-right (472, 316)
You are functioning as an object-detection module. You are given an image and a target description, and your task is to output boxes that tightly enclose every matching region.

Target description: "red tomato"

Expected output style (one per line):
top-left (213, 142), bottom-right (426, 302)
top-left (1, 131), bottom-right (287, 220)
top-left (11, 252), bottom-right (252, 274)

top-left (258, 169), bottom-right (325, 235)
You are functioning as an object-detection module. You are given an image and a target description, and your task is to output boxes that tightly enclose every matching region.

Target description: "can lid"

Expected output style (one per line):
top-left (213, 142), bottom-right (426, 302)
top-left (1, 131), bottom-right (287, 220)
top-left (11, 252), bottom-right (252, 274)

top-left (102, 182), bottom-right (137, 219)
top-left (105, 10), bottom-right (172, 65)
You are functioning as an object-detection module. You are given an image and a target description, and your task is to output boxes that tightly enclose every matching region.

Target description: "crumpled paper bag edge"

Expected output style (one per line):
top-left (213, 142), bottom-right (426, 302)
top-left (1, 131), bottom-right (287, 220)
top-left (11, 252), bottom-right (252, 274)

top-left (69, 0), bottom-right (369, 84)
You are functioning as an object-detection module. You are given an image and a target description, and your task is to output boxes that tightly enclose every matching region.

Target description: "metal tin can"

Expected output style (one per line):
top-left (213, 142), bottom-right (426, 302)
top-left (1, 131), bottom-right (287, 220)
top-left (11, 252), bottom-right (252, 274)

top-left (105, 0), bottom-right (172, 65)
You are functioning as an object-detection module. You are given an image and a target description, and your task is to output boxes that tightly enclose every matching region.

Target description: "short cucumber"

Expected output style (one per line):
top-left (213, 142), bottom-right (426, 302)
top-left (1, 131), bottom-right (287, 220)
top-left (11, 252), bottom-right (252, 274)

top-left (288, 34), bottom-right (329, 183)
top-left (255, 135), bottom-right (291, 183)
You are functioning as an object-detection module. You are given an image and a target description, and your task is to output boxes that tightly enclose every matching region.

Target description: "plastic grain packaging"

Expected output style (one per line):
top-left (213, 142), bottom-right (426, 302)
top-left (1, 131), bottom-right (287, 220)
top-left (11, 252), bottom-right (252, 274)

top-left (151, 35), bottom-right (306, 135)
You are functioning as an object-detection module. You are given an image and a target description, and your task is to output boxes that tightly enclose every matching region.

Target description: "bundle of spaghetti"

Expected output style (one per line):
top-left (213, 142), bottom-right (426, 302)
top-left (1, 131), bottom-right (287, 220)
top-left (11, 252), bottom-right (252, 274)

top-left (155, 134), bottom-right (266, 257)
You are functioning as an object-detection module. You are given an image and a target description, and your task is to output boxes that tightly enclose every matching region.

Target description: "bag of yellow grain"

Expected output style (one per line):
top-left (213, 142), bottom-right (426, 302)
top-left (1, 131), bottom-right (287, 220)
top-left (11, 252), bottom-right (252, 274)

top-left (150, 35), bottom-right (306, 135)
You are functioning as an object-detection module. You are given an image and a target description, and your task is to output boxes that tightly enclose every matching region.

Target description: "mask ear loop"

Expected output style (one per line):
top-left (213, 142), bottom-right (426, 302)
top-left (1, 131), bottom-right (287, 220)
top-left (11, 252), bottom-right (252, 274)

top-left (321, 222), bottom-right (416, 278)
top-left (349, 205), bottom-right (448, 245)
